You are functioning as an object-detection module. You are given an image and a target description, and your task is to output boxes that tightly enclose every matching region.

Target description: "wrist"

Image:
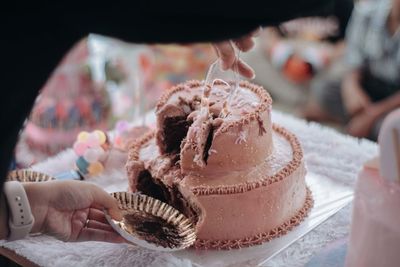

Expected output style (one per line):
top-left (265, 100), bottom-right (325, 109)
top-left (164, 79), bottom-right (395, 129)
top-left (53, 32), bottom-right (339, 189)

top-left (377, 93), bottom-right (400, 114)
top-left (22, 183), bottom-right (49, 234)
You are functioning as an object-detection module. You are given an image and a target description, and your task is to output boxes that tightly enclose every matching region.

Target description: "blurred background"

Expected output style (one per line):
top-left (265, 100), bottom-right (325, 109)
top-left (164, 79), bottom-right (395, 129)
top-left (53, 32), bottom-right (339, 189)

top-left (15, 0), bottom-right (400, 168)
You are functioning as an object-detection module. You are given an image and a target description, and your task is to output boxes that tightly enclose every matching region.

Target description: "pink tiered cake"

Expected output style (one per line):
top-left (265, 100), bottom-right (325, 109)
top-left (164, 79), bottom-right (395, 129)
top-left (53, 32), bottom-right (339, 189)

top-left (126, 80), bottom-right (312, 249)
top-left (346, 109), bottom-right (400, 267)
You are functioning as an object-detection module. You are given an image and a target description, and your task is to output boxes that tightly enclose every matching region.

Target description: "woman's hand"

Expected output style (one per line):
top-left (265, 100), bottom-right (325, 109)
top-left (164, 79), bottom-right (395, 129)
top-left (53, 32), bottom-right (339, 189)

top-left (212, 29), bottom-right (260, 79)
top-left (24, 180), bottom-right (124, 243)
top-left (347, 92), bottom-right (400, 138)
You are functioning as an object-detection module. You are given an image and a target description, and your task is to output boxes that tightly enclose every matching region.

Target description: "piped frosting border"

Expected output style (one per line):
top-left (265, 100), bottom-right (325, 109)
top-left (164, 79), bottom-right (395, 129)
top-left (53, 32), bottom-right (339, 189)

top-left (193, 187), bottom-right (313, 250)
top-left (156, 80), bottom-right (273, 134)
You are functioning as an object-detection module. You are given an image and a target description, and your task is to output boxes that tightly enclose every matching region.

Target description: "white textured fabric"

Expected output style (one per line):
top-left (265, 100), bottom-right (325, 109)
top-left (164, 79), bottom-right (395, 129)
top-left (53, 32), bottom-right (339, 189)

top-left (0, 111), bottom-right (377, 267)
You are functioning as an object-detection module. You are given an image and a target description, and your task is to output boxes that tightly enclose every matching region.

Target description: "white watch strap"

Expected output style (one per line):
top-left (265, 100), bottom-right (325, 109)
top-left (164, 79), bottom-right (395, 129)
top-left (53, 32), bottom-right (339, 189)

top-left (4, 181), bottom-right (34, 241)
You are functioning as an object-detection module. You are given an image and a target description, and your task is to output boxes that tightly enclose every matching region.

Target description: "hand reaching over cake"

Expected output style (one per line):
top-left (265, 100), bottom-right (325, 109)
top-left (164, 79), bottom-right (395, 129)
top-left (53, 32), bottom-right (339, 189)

top-left (212, 29), bottom-right (260, 79)
top-left (126, 80), bottom-right (312, 249)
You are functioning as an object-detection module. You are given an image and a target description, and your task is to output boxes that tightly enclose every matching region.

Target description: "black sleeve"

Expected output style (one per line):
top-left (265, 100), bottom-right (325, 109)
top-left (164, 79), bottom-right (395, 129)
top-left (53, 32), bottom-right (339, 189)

top-left (1, 0), bottom-right (335, 189)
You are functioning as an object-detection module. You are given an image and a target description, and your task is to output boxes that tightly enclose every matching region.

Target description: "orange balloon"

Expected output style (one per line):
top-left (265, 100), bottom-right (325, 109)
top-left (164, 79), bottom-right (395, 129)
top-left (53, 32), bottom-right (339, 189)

top-left (283, 56), bottom-right (312, 83)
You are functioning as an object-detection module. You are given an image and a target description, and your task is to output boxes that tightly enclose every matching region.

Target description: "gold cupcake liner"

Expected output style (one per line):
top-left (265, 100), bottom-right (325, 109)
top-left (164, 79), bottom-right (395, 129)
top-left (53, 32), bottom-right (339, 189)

top-left (7, 169), bottom-right (55, 182)
top-left (109, 192), bottom-right (197, 251)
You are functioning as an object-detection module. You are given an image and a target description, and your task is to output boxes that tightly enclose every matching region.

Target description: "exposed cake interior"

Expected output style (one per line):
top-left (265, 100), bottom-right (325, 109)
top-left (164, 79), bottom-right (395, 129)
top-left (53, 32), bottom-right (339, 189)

top-left (162, 116), bottom-right (191, 154)
top-left (135, 167), bottom-right (201, 224)
top-left (156, 83), bottom-right (215, 165)
top-left (136, 170), bottom-right (169, 203)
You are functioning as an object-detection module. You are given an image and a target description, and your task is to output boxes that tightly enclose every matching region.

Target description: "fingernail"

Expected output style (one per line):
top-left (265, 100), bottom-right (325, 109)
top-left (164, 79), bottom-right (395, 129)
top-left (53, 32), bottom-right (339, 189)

top-left (111, 209), bottom-right (123, 221)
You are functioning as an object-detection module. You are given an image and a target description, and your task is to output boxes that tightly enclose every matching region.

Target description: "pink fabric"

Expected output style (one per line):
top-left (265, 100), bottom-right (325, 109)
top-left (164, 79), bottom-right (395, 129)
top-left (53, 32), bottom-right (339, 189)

top-left (25, 122), bottom-right (107, 145)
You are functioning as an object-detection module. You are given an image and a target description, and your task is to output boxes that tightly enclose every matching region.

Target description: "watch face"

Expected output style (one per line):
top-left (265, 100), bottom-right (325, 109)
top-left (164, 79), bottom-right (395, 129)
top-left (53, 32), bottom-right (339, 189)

top-left (7, 170), bottom-right (55, 183)
top-left (105, 191), bottom-right (196, 251)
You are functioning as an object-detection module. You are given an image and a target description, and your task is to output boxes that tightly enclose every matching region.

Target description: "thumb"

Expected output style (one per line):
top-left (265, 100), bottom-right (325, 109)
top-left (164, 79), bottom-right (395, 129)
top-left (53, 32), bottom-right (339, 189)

top-left (89, 184), bottom-right (123, 221)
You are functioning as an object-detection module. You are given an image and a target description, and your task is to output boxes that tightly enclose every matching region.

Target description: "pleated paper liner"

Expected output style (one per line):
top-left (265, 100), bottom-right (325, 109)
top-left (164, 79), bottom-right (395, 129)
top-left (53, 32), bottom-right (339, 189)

top-left (106, 191), bottom-right (197, 251)
top-left (7, 169), bottom-right (55, 182)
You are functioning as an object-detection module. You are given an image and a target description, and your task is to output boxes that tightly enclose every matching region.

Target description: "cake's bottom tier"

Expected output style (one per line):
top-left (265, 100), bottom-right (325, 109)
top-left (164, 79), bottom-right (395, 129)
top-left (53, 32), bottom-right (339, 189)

top-left (194, 187), bottom-right (313, 249)
top-left (129, 125), bottom-right (313, 249)
top-left (193, 126), bottom-right (312, 249)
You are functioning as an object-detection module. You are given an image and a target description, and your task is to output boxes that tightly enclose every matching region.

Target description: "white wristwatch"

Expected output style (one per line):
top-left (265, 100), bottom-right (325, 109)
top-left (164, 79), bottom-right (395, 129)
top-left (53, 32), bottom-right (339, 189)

top-left (3, 181), bottom-right (34, 241)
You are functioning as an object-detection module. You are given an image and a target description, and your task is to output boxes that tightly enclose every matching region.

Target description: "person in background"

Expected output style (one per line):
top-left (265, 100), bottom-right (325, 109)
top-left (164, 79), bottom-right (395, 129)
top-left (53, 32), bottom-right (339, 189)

top-left (240, 0), bottom-right (352, 110)
top-left (306, 0), bottom-right (400, 140)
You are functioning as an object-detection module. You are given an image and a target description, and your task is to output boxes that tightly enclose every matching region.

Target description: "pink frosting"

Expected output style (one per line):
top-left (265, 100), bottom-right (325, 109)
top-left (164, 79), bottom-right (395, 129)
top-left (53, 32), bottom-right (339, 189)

top-left (26, 121), bottom-right (107, 145)
top-left (188, 158), bottom-right (307, 242)
top-left (346, 168), bottom-right (400, 267)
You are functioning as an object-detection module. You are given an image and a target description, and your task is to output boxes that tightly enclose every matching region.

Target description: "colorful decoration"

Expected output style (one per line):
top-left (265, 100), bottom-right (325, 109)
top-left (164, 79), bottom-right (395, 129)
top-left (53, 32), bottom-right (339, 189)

top-left (73, 142), bottom-right (88, 156)
top-left (87, 161), bottom-right (104, 176)
top-left (21, 38), bottom-right (111, 160)
top-left (77, 131), bottom-right (90, 142)
top-left (144, 44), bottom-right (216, 107)
top-left (17, 36), bottom-right (215, 168)
top-left (72, 130), bottom-right (109, 178)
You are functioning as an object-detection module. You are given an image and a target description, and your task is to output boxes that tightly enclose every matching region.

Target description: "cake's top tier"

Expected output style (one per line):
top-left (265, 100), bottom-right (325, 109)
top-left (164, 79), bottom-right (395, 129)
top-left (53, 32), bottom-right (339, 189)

top-left (155, 80), bottom-right (273, 176)
top-left (156, 80), bottom-right (272, 126)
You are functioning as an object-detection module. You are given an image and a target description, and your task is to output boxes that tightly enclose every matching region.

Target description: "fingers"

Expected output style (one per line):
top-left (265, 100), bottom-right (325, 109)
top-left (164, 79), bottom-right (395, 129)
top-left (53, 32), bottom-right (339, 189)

top-left (235, 27), bottom-right (261, 51)
top-left (233, 27), bottom-right (260, 52)
top-left (77, 228), bottom-right (125, 243)
top-left (237, 59), bottom-right (255, 79)
top-left (70, 208), bottom-right (123, 242)
top-left (86, 219), bottom-right (114, 232)
top-left (213, 41), bottom-right (236, 71)
top-left (213, 42), bottom-right (255, 79)
top-left (234, 35), bottom-right (255, 52)
top-left (88, 184), bottom-right (123, 221)
top-left (88, 208), bottom-right (108, 224)
top-left (69, 208), bottom-right (90, 241)
top-left (213, 29), bottom-right (259, 79)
